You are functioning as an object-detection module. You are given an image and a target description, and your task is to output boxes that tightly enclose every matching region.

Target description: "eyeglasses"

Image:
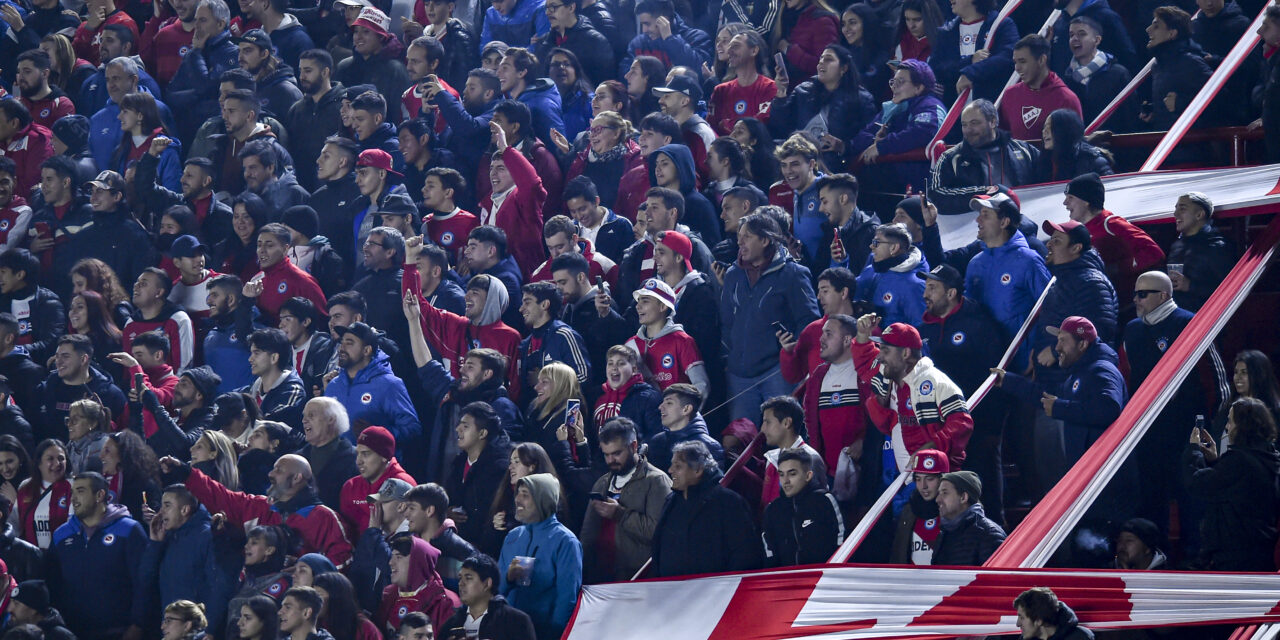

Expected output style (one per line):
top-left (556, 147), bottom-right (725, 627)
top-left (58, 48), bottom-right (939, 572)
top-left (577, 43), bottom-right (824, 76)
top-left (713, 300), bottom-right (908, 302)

top-left (363, 239), bottom-right (389, 248)
top-left (889, 78), bottom-right (908, 88)
top-left (589, 125), bottom-right (617, 135)
top-left (1133, 289), bottom-right (1164, 299)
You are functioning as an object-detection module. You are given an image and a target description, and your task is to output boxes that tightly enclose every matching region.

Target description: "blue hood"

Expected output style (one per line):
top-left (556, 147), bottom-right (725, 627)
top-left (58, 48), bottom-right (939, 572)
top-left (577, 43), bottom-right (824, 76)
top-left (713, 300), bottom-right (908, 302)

top-left (646, 143), bottom-right (698, 195)
top-left (349, 350), bottom-right (396, 385)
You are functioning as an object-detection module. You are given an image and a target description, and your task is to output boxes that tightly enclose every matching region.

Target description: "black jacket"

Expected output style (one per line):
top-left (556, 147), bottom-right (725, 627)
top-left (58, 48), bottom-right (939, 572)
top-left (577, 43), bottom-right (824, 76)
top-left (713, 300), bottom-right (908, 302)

top-left (1061, 54), bottom-right (1135, 131)
top-left (0, 520), bottom-right (43, 582)
top-left (651, 467), bottom-right (762, 577)
top-left (1166, 224), bottom-right (1236, 312)
top-left (761, 482), bottom-right (844, 568)
top-left (134, 152), bottom-right (235, 247)
top-left (0, 349), bottom-right (44, 416)
top-left (0, 400), bottom-right (35, 455)
top-left (1184, 442), bottom-right (1280, 571)
top-left (443, 432), bottom-right (514, 557)
top-left (917, 297), bottom-right (1007, 396)
top-left (1257, 40), bottom-right (1280, 163)
top-left (131, 386), bottom-right (214, 460)
top-left (310, 173), bottom-right (365, 273)
top-left (0, 284), bottom-right (64, 366)
top-left (299, 436), bottom-right (359, 510)
top-left (1032, 250), bottom-right (1118, 388)
top-left (1049, 0), bottom-right (1134, 73)
top-left (33, 607), bottom-right (77, 640)
top-left (30, 196), bottom-right (95, 301)
top-left (285, 83), bottom-right (346, 191)
top-left (436, 19), bottom-right (479, 90)
top-left (1145, 38), bottom-right (1215, 130)
top-left (1034, 142), bottom-right (1114, 183)
top-left (34, 367), bottom-right (127, 443)
top-left (562, 290), bottom-right (632, 390)
top-left (335, 51), bottom-right (412, 111)
top-left (295, 332), bottom-right (335, 395)
top-left (440, 596), bottom-right (536, 640)
top-left (353, 267), bottom-right (409, 350)
top-left (817, 208), bottom-right (877, 274)
top-left (1046, 602), bottom-right (1095, 640)
top-left (301, 238), bottom-right (348, 298)
top-left (255, 64), bottom-right (304, 120)
top-left (591, 210), bottom-right (635, 264)
top-left (579, 1), bottom-right (627, 58)
top-left (534, 15), bottom-right (616, 85)
top-left (930, 502), bottom-right (1006, 566)
top-left (616, 232), bottom-right (715, 302)
top-left (769, 80), bottom-right (876, 172)
top-left (928, 131), bottom-right (1040, 215)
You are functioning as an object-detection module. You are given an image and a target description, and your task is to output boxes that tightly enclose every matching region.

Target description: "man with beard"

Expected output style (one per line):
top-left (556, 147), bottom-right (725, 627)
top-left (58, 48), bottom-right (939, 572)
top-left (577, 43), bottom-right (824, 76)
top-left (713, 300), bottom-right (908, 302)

top-left (203, 274), bottom-right (263, 395)
top-left (233, 29), bottom-right (303, 121)
top-left (139, 484), bottom-right (230, 631)
top-left (324, 322), bottom-right (420, 454)
top-left (406, 288), bottom-right (522, 491)
top-left (230, 0), bottom-right (313, 71)
top-left (287, 50), bottom-right (344, 191)
top-left (401, 36), bottom-right (458, 127)
top-left (406, 0), bottom-right (478, 89)
top-left (122, 267), bottom-right (194, 372)
top-left (15, 51), bottom-right (74, 130)
top-left (134, 140), bottom-right (234, 248)
top-left (580, 418), bottom-right (671, 583)
top-left (160, 452), bottom-right (353, 566)
top-left (423, 68), bottom-right (500, 175)
top-left (708, 32), bottom-right (775, 136)
top-left (132, 366), bottom-right (221, 459)
top-left (927, 100), bottom-right (1040, 215)
top-left (47, 473), bottom-right (148, 640)
top-left (534, 0), bottom-right (613, 86)
top-left (239, 140), bottom-right (308, 214)
top-left (142, 0), bottom-right (199, 85)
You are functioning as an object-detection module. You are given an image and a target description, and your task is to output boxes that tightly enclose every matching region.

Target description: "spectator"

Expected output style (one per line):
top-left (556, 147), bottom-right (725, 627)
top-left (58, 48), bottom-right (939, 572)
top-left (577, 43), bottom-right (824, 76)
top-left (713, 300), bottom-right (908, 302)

top-left (397, 483), bottom-right (477, 593)
top-left (762, 447), bottom-right (843, 567)
top-left (34, 336), bottom-right (126, 443)
top-left (442, 554), bottom-right (536, 639)
top-left (71, 0), bottom-right (139, 65)
top-left (276, 297), bottom-right (333, 394)
top-left (476, 101), bottom-right (563, 237)
top-left (1034, 218), bottom-right (1118, 374)
top-left (140, 484), bottom-right (231, 632)
top-left (707, 31), bottom-right (776, 136)
top-left (245, 223), bottom-right (326, 325)
top-left (1253, 6), bottom-right (1280, 163)
top-left (720, 213), bottom-right (820, 423)
top-left (850, 60), bottom-right (945, 198)
top-left (701, 137), bottom-right (765, 210)
top-left (132, 365), bottom-right (220, 460)
top-left (840, 5), bottom-right (891, 92)
top-left (563, 116), bottom-right (644, 217)
top-left (766, 134), bottom-right (824, 260)
top-left (531, 216), bottom-right (619, 289)
top-left (15, 440), bottom-right (69, 549)
top-left (928, 99), bottom-right (1039, 215)
top-left (0, 317), bottom-right (44, 418)
top-left (930, 0), bottom-right (1018, 102)
top-left (483, 0), bottom-right (549, 49)
top-left (540, 48), bottom-right (591, 143)
top-left (309, 138), bottom-right (364, 273)
top-left (1037, 109), bottom-right (1113, 183)
top-left (27, 158), bottom-right (93, 301)
top-left (646, 383), bottom-right (724, 472)
top-left (409, 0), bottom-right (477, 89)
top-left (46, 113), bottom-right (95, 185)
top-left (1061, 173), bottom-right (1163, 304)
top-left (164, 451), bottom-right (353, 566)
top-left (242, 328), bottom-right (308, 429)
top-left (493, 49), bottom-right (563, 147)
top-left (47, 472), bottom-right (148, 640)
top-left (757, 395), bottom-right (824, 507)
top-left (232, 594), bottom-right (282, 640)
top-left (535, 1), bottom-right (613, 86)
top-left (1012, 587), bottom-right (1093, 640)
top-left (578, 418), bottom-right (669, 583)
top-left (1194, 0), bottom-right (1255, 125)
top-left (349, 93), bottom-right (403, 176)
top-left (518, 283), bottom-right (592, 389)
top-left (420, 168), bottom-right (479, 267)
top-left (239, 141), bottom-right (310, 216)
top-left (427, 380), bottom-right (515, 544)
top-left (0, 249), bottom-right (64, 365)
top-left (332, 8), bottom-right (408, 102)
top-left (615, 188), bottom-right (717, 301)
top-left (779, 266), bottom-right (858, 386)
top-left (346, 478), bottom-right (413, 611)
top-left (652, 440), bottom-right (760, 576)
top-left (964, 192), bottom-right (1051, 355)
top-left (1140, 7), bottom-right (1212, 131)
top-left (298, 397), bottom-right (359, 509)
top-left (190, 430), bottom-right (240, 490)
top-left (325, 320), bottom-right (419, 449)
top-left (337, 426), bottom-right (415, 535)
top-left (276, 588), bottom-right (331, 640)
top-left (1166, 192), bottom-right (1236, 312)
top-left (610, 277), bottom-right (706, 395)
top-left (7, 580), bottom-right (75, 640)
top-left (1220, 350), bottom-right (1280, 440)
top-left (204, 275), bottom-right (260, 395)
top-left (409, 245), bottom-right (466, 320)
top-left (591, 346), bottom-right (663, 441)
top-left (855, 223), bottom-right (928, 328)
top-left (64, 399), bottom-right (108, 475)
top-left (286, 50), bottom-right (345, 191)
top-left (621, 0), bottom-right (712, 75)
top-left (711, 186), bottom-right (759, 264)
top-left (313, 571), bottom-right (381, 640)
top-left (0, 459), bottom-right (41, 581)
top-left (852, 318), bottom-right (974, 472)
top-left (425, 68), bottom-right (500, 178)
top-left (376, 535), bottom-right (459, 636)
top-left (1001, 35), bottom-right (1082, 141)
top-left (772, 0), bottom-right (838, 81)
top-left (890, 449), bottom-right (947, 565)
top-left (166, 0), bottom-right (239, 141)
top-left (1060, 16), bottom-right (1134, 130)
top-left (771, 46), bottom-right (875, 174)
top-left (121, 268), bottom-right (194, 372)
top-left (495, 472), bottom-right (580, 640)
top-left (653, 77), bottom-right (717, 180)
top-left (233, 29), bottom-right (302, 122)
top-left (730, 116), bottom-right (780, 191)
top-left (80, 168), bottom-right (160, 292)
top-left (811, 173), bottom-right (875, 274)
top-left (203, 89), bottom-right (284, 197)
top-left (14, 51), bottom-right (74, 131)
top-left (213, 194), bottom-right (266, 283)
top-left (997, 316), bottom-right (1126, 467)
top-left (930, 470), bottom-right (1006, 565)
top-left (798, 314), bottom-right (868, 473)
top-left (1113, 517), bottom-right (1168, 570)
top-left (478, 129), bottom-right (548, 282)
top-left (891, 0), bottom-right (942, 64)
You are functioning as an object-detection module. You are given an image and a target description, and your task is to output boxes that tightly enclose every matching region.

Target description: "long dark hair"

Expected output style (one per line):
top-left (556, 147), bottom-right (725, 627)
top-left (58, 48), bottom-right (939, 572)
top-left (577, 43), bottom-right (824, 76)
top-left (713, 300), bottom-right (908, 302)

top-left (1234, 350), bottom-right (1280, 416)
top-left (1046, 109), bottom-right (1112, 180)
top-left (0, 435), bottom-right (32, 487)
top-left (900, 0), bottom-right (944, 47)
top-left (1230, 397), bottom-right (1278, 449)
top-left (488, 442), bottom-right (558, 521)
top-left (594, 80), bottom-right (631, 118)
top-left (313, 573), bottom-right (363, 640)
top-left (236, 595), bottom-right (280, 640)
top-left (736, 117), bottom-right (780, 187)
top-left (71, 291), bottom-right (123, 343)
top-left (842, 3), bottom-right (881, 51)
top-left (71, 258), bottom-right (129, 309)
top-left (548, 47), bottom-right (594, 98)
top-left (822, 44), bottom-right (861, 92)
top-left (107, 430), bottom-right (160, 490)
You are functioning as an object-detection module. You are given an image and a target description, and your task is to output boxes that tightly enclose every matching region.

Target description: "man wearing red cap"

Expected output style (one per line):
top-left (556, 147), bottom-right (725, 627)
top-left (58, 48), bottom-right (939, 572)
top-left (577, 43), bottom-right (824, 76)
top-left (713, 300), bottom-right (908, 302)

top-left (338, 426), bottom-right (417, 535)
top-left (890, 449), bottom-right (948, 565)
top-left (993, 315), bottom-right (1126, 470)
top-left (352, 149), bottom-right (417, 270)
top-left (852, 315), bottom-right (973, 476)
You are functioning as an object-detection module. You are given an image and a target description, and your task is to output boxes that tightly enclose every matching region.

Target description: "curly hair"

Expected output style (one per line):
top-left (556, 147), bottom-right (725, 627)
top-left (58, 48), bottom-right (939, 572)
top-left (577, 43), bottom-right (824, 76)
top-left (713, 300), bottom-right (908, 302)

top-left (71, 258), bottom-right (130, 309)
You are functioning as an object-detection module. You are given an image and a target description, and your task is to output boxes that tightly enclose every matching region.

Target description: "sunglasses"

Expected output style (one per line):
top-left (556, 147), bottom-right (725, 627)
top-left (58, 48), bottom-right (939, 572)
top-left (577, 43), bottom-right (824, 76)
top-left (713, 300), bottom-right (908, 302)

top-left (1133, 290), bottom-right (1164, 299)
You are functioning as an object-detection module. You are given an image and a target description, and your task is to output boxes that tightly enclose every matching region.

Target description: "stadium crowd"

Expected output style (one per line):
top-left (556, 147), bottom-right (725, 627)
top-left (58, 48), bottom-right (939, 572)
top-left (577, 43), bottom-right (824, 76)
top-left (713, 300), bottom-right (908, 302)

top-left (0, 0), bottom-right (1278, 636)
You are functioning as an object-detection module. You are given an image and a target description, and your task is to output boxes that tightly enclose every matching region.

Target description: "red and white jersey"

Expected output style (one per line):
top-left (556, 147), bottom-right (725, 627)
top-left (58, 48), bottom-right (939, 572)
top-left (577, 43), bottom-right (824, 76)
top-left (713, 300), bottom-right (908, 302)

top-left (169, 270), bottom-right (221, 321)
top-left (624, 326), bottom-right (702, 389)
top-left (708, 74), bottom-right (777, 135)
top-left (423, 208), bottom-right (479, 265)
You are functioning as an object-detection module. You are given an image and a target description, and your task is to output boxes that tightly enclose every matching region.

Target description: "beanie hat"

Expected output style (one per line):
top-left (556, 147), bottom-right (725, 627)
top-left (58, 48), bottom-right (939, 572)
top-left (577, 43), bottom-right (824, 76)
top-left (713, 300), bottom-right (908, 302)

top-left (942, 470), bottom-right (982, 502)
top-left (656, 230), bottom-right (693, 266)
top-left (297, 553), bottom-right (338, 578)
top-left (181, 366), bottom-right (222, 402)
top-left (51, 115), bottom-right (90, 154)
top-left (896, 195), bottom-right (926, 230)
top-left (356, 426), bottom-right (396, 460)
top-left (1065, 172), bottom-right (1105, 209)
top-left (13, 580), bottom-right (50, 613)
top-left (281, 205), bottom-right (319, 240)
top-left (1116, 517), bottom-right (1164, 552)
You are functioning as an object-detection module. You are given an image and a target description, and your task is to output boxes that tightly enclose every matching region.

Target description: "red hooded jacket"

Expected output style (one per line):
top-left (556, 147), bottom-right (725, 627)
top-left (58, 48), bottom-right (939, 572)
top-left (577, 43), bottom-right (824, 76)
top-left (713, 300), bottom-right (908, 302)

top-left (376, 535), bottom-right (460, 635)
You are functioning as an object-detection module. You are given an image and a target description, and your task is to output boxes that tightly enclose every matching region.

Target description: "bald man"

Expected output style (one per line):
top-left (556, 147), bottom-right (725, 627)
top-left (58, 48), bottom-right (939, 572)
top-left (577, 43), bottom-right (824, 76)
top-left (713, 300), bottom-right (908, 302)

top-left (158, 453), bottom-right (354, 567)
top-left (1123, 270), bottom-right (1223, 538)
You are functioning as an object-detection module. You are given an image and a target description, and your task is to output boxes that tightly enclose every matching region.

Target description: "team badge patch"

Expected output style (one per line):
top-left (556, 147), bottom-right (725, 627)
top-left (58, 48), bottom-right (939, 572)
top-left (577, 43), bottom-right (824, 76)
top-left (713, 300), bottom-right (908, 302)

top-left (361, 392), bottom-right (373, 404)
top-left (40, 108), bottom-right (50, 119)
top-left (661, 354), bottom-right (674, 369)
top-left (0, 220), bottom-right (9, 231)
top-left (59, 496), bottom-right (67, 508)
top-left (398, 606), bottom-right (408, 617)
top-left (441, 231), bottom-right (454, 245)
top-left (734, 100), bottom-right (748, 114)
top-left (922, 457), bottom-right (936, 470)
top-left (951, 332), bottom-right (966, 345)
top-left (277, 281), bottom-right (288, 294)
top-left (919, 380), bottom-right (933, 396)
top-left (268, 582), bottom-right (282, 594)
top-left (1000, 273), bottom-right (1012, 285)
top-left (882, 292), bottom-right (893, 303)
top-left (924, 518), bottom-right (937, 529)
top-left (831, 392), bottom-right (841, 404)
top-left (1157, 338), bottom-right (1169, 352)
top-left (1072, 379), bottom-right (1081, 392)
top-left (103, 533), bottom-right (116, 545)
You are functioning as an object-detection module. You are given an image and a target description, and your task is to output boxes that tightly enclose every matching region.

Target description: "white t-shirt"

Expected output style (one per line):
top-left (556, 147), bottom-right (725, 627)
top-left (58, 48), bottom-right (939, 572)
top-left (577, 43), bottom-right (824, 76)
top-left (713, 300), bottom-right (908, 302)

top-left (34, 481), bottom-right (53, 549)
top-left (464, 610), bottom-right (486, 638)
top-left (958, 20), bottom-right (984, 57)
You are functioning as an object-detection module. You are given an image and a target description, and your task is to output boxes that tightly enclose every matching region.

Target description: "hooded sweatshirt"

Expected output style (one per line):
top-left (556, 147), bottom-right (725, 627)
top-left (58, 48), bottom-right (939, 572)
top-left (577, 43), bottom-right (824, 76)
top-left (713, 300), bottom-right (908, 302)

top-left (998, 71), bottom-right (1082, 141)
top-left (854, 246), bottom-right (929, 327)
top-left (49, 504), bottom-right (148, 638)
top-left (376, 535), bottom-right (459, 635)
top-left (498, 473), bottom-right (582, 640)
top-left (624, 317), bottom-right (707, 395)
top-left (324, 350), bottom-right (421, 454)
top-left (123, 301), bottom-right (194, 372)
top-left (645, 144), bottom-right (721, 246)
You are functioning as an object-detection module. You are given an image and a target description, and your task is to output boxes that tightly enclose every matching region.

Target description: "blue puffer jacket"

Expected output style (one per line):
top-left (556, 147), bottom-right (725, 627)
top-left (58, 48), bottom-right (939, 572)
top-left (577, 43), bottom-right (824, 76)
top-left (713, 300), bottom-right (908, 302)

top-left (140, 506), bottom-right (234, 636)
top-left (931, 10), bottom-right (1019, 102)
top-left (720, 248), bottom-right (821, 378)
top-left (514, 78), bottom-right (566, 146)
top-left (325, 351), bottom-right (421, 455)
top-left (1004, 341), bottom-right (1126, 456)
top-left (1031, 249), bottom-right (1118, 388)
top-left (482, 0), bottom-right (550, 49)
top-left (48, 505), bottom-right (148, 639)
top-left (620, 14), bottom-right (712, 75)
top-left (964, 230), bottom-right (1050, 342)
top-left (854, 246), bottom-right (929, 327)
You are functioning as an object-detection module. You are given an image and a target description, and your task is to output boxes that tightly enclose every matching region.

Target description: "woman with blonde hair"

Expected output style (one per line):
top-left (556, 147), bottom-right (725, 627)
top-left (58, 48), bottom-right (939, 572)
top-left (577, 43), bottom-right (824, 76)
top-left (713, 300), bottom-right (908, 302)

top-left (66, 399), bottom-right (110, 475)
top-left (39, 34), bottom-right (95, 96)
top-left (563, 110), bottom-right (643, 211)
top-left (525, 362), bottom-right (591, 455)
top-left (190, 430), bottom-right (241, 491)
top-left (161, 600), bottom-right (209, 640)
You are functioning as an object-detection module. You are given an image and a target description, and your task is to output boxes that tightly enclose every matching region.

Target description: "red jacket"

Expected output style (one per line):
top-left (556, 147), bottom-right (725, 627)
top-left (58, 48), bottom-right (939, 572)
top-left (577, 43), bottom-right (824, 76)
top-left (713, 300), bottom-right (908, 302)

top-left (127, 363), bottom-right (178, 437)
top-left (478, 147), bottom-right (554, 278)
top-left (337, 458), bottom-right (416, 536)
top-left (400, 78), bottom-right (458, 135)
top-left (1084, 209), bottom-right (1165, 302)
top-left (614, 162), bottom-right (650, 223)
top-left (19, 94), bottom-right (75, 131)
top-left (255, 257), bottom-right (327, 325)
top-left (782, 4), bottom-right (839, 78)
top-left (529, 239), bottom-right (618, 287)
top-left (801, 359), bottom-right (867, 471)
top-left (16, 478), bottom-right (71, 546)
top-left (184, 467), bottom-right (353, 567)
top-left (375, 535), bottom-right (460, 635)
top-left (1, 122), bottom-right (55, 197)
top-left (778, 315), bottom-right (824, 385)
top-left (143, 17), bottom-right (195, 85)
top-left (72, 10), bottom-right (140, 66)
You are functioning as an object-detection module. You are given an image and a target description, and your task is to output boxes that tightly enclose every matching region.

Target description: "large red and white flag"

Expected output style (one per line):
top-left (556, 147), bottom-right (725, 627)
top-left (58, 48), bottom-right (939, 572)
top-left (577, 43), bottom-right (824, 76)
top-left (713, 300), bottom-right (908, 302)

top-left (564, 565), bottom-right (1280, 640)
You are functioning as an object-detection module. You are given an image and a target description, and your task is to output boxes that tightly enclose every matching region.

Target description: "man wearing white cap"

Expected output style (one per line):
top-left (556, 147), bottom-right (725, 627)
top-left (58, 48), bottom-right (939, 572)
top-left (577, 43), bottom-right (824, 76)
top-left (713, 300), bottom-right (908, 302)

top-left (335, 7), bottom-right (412, 105)
top-left (623, 278), bottom-right (708, 397)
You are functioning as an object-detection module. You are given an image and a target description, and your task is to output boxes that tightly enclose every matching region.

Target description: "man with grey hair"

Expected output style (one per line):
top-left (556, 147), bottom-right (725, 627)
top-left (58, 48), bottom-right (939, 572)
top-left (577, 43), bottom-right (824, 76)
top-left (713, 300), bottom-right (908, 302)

top-left (1165, 192), bottom-right (1236, 312)
top-left (295, 396), bottom-right (359, 507)
top-left (88, 55), bottom-right (175, 167)
top-left (651, 440), bottom-right (761, 578)
top-left (855, 222), bottom-right (928, 327)
top-left (167, 0), bottom-right (239, 140)
top-left (159, 450), bottom-right (354, 566)
top-left (927, 99), bottom-right (1040, 214)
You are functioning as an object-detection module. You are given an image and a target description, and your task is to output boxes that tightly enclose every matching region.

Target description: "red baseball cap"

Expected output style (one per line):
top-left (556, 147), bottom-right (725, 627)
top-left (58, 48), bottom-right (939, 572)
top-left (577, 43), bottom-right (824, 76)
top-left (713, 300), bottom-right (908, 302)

top-left (351, 6), bottom-right (390, 38)
top-left (656, 230), bottom-right (692, 265)
top-left (910, 449), bottom-right (950, 475)
top-left (871, 322), bottom-right (923, 350)
top-left (1042, 218), bottom-right (1092, 249)
top-left (356, 149), bottom-right (402, 176)
top-left (1047, 315), bottom-right (1098, 343)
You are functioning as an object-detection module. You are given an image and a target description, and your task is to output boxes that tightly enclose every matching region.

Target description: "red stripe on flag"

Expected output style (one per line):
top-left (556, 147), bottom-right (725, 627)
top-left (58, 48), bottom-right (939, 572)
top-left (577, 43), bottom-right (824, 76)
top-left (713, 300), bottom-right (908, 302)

top-left (707, 571), bottom-right (877, 640)
top-left (909, 572), bottom-right (1133, 627)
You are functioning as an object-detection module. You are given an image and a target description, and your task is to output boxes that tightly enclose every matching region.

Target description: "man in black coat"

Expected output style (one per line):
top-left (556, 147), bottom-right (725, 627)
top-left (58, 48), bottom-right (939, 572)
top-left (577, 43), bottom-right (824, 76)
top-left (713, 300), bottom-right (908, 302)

top-left (0, 499), bottom-right (43, 582)
top-left (133, 145), bottom-right (234, 247)
top-left (1059, 16), bottom-right (1136, 131)
top-left (1166, 192), bottom-right (1236, 312)
top-left (287, 50), bottom-right (346, 192)
top-left (0, 250), bottom-right (64, 366)
top-left (297, 397), bottom-right (359, 510)
top-left (762, 449), bottom-right (844, 567)
top-left (0, 317), bottom-right (44, 415)
top-left (310, 137), bottom-right (366, 277)
top-left (651, 440), bottom-right (762, 577)
top-left (440, 402), bottom-right (514, 557)
top-left (550, 253), bottom-right (630, 391)
top-left (930, 470), bottom-right (1006, 566)
top-left (533, 3), bottom-right (614, 85)
top-left (1256, 6), bottom-right (1280, 163)
top-left (442, 554), bottom-right (536, 640)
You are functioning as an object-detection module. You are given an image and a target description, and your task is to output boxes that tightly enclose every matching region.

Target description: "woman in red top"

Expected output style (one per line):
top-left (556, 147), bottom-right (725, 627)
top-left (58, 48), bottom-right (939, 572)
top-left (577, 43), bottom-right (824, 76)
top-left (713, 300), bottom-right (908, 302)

top-left (773, 0), bottom-right (840, 79)
top-left (894, 0), bottom-right (943, 64)
top-left (16, 439), bottom-right (71, 549)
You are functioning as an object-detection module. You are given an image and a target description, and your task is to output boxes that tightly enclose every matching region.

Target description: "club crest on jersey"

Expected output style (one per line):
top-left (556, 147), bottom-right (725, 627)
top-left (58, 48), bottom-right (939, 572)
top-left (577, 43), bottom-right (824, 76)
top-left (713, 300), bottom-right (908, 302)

top-left (951, 332), bottom-right (966, 345)
top-left (1157, 338), bottom-right (1169, 352)
top-left (1072, 379), bottom-right (1081, 392)
top-left (59, 496), bottom-right (67, 508)
top-left (40, 108), bottom-right (51, 119)
top-left (1000, 273), bottom-right (1012, 285)
top-left (269, 582), bottom-right (282, 594)
top-left (0, 220), bottom-right (9, 231)
top-left (882, 292), bottom-right (893, 303)
top-left (103, 533), bottom-right (116, 545)
top-left (179, 45), bottom-right (191, 57)
top-left (831, 392), bottom-right (841, 404)
top-left (919, 380), bottom-right (933, 396)
top-left (277, 281), bottom-right (288, 294)
top-left (361, 392), bottom-right (373, 404)
top-left (398, 606), bottom-right (408, 618)
top-left (441, 231), bottom-right (454, 245)
top-left (661, 354), bottom-right (674, 369)
top-left (924, 518), bottom-right (937, 529)
top-left (734, 100), bottom-right (748, 115)
top-left (1021, 106), bottom-right (1042, 129)
top-left (807, 200), bottom-right (817, 212)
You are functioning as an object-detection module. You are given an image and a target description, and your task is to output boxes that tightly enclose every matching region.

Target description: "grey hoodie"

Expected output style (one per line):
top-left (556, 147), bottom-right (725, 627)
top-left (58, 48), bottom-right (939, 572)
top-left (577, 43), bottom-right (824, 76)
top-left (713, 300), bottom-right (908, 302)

top-left (473, 274), bottom-right (510, 327)
top-left (518, 473), bottom-right (561, 522)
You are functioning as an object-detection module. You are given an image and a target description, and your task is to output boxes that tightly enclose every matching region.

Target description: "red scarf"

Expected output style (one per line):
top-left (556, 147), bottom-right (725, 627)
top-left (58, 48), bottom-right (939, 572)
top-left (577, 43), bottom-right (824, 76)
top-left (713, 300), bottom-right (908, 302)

top-left (595, 374), bottom-right (642, 424)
